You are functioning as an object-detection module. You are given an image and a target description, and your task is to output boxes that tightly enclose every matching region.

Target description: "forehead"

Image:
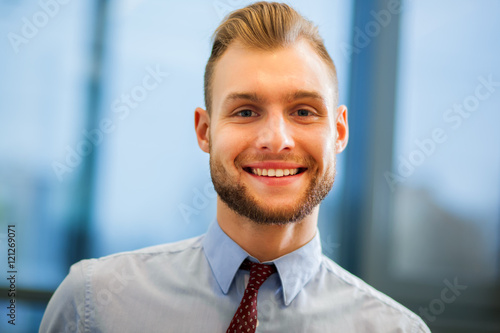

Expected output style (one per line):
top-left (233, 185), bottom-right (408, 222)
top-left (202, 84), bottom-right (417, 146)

top-left (211, 39), bottom-right (336, 112)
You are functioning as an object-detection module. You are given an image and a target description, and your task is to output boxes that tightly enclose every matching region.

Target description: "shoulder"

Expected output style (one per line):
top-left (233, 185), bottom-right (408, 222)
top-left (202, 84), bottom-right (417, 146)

top-left (76, 234), bottom-right (206, 285)
top-left (318, 255), bottom-right (430, 333)
top-left (40, 235), bottom-right (205, 332)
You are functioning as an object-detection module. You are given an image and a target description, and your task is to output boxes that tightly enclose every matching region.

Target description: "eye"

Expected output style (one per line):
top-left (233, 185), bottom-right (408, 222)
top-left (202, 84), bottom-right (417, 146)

top-left (236, 109), bottom-right (257, 117)
top-left (295, 109), bottom-right (314, 117)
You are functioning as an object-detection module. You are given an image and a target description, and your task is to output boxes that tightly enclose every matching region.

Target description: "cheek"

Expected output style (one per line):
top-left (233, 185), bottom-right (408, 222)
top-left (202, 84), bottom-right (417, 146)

top-left (212, 127), bottom-right (247, 163)
top-left (298, 127), bottom-right (336, 163)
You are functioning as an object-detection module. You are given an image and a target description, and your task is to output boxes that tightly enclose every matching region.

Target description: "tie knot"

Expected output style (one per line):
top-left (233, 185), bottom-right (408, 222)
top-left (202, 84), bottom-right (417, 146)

top-left (241, 259), bottom-right (276, 290)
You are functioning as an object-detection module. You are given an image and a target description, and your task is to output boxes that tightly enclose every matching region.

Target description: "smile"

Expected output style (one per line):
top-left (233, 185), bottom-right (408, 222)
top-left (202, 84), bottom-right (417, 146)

top-left (243, 167), bottom-right (307, 177)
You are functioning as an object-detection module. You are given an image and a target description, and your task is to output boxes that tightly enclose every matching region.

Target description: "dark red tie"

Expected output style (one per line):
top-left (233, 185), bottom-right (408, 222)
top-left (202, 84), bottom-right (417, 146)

top-left (226, 259), bottom-right (277, 333)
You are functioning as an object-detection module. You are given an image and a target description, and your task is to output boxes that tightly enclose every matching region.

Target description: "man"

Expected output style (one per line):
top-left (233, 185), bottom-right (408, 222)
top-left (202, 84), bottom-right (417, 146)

top-left (41, 2), bottom-right (430, 332)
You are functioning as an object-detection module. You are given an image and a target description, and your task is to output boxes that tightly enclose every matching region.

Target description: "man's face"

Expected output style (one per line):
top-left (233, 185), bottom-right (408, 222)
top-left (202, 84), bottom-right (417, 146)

top-left (198, 39), bottom-right (348, 225)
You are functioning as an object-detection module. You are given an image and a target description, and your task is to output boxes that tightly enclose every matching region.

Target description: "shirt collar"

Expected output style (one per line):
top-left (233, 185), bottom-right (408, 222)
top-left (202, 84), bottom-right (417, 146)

top-left (202, 219), bottom-right (250, 295)
top-left (273, 229), bottom-right (322, 306)
top-left (202, 219), bottom-right (323, 306)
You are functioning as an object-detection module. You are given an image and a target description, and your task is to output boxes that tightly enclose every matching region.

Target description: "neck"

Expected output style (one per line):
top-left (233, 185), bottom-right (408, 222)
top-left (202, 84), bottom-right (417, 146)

top-left (216, 199), bottom-right (319, 262)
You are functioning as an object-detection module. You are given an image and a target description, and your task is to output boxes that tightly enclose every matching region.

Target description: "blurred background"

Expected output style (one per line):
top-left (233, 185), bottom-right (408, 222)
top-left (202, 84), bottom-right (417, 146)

top-left (0, 0), bottom-right (499, 332)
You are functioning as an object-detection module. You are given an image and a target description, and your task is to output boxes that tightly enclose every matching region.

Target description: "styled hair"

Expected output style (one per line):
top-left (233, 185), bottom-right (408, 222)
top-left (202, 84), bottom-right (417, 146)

top-left (204, 1), bottom-right (338, 115)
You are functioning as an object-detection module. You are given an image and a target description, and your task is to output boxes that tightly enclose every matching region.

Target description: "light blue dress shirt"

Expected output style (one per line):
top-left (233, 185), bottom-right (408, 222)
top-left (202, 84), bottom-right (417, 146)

top-left (40, 220), bottom-right (430, 332)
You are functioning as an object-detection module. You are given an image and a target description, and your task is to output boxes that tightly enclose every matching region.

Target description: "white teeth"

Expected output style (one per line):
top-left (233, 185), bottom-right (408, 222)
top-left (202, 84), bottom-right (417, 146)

top-left (249, 168), bottom-right (300, 177)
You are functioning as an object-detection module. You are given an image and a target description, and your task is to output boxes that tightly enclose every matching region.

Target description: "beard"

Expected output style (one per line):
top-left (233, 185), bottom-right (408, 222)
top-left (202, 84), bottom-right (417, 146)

top-left (209, 149), bottom-right (336, 225)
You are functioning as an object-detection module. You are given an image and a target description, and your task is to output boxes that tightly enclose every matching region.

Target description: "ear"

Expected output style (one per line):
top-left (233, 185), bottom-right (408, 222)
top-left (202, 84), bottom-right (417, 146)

top-left (335, 105), bottom-right (349, 153)
top-left (194, 107), bottom-right (210, 153)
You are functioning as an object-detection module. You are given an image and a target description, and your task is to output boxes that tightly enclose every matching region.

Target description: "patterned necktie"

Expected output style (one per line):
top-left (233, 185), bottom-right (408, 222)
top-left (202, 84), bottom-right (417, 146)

top-left (226, 259), bottom-right (277, 333)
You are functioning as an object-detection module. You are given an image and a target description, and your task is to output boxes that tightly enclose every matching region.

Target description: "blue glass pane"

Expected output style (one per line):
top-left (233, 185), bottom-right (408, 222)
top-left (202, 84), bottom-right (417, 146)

top-left (390, 0), bottom-right (500, 283)
top-left (0, 1), bottom-right (92, 289)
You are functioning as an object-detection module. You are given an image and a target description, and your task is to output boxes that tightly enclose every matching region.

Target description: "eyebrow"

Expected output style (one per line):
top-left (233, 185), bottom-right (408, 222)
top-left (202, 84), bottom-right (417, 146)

top-left (222, 90), bottom-right (326, 108)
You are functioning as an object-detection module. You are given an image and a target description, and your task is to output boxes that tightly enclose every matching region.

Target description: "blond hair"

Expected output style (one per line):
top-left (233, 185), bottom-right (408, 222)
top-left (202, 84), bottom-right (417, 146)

top-left (204, 1), bottom-right (338, 115)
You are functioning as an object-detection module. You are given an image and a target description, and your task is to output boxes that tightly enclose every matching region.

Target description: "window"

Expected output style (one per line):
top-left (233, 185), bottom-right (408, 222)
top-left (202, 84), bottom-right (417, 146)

top-left (350, 1), bottom-right (500, 331)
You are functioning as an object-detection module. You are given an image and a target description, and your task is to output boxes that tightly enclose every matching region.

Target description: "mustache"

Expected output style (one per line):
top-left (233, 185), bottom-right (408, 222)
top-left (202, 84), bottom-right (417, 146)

top-left (235, 153), bottom-right (316, 168)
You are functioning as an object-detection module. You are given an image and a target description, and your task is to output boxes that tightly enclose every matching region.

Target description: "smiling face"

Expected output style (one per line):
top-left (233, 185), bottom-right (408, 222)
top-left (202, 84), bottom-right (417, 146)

top-left (195, 38), bottom-right (348, 225)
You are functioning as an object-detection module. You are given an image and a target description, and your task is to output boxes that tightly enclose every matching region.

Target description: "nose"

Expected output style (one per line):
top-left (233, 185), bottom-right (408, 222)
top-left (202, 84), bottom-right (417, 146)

top-left (255, 112), bottom-right (294, 153)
